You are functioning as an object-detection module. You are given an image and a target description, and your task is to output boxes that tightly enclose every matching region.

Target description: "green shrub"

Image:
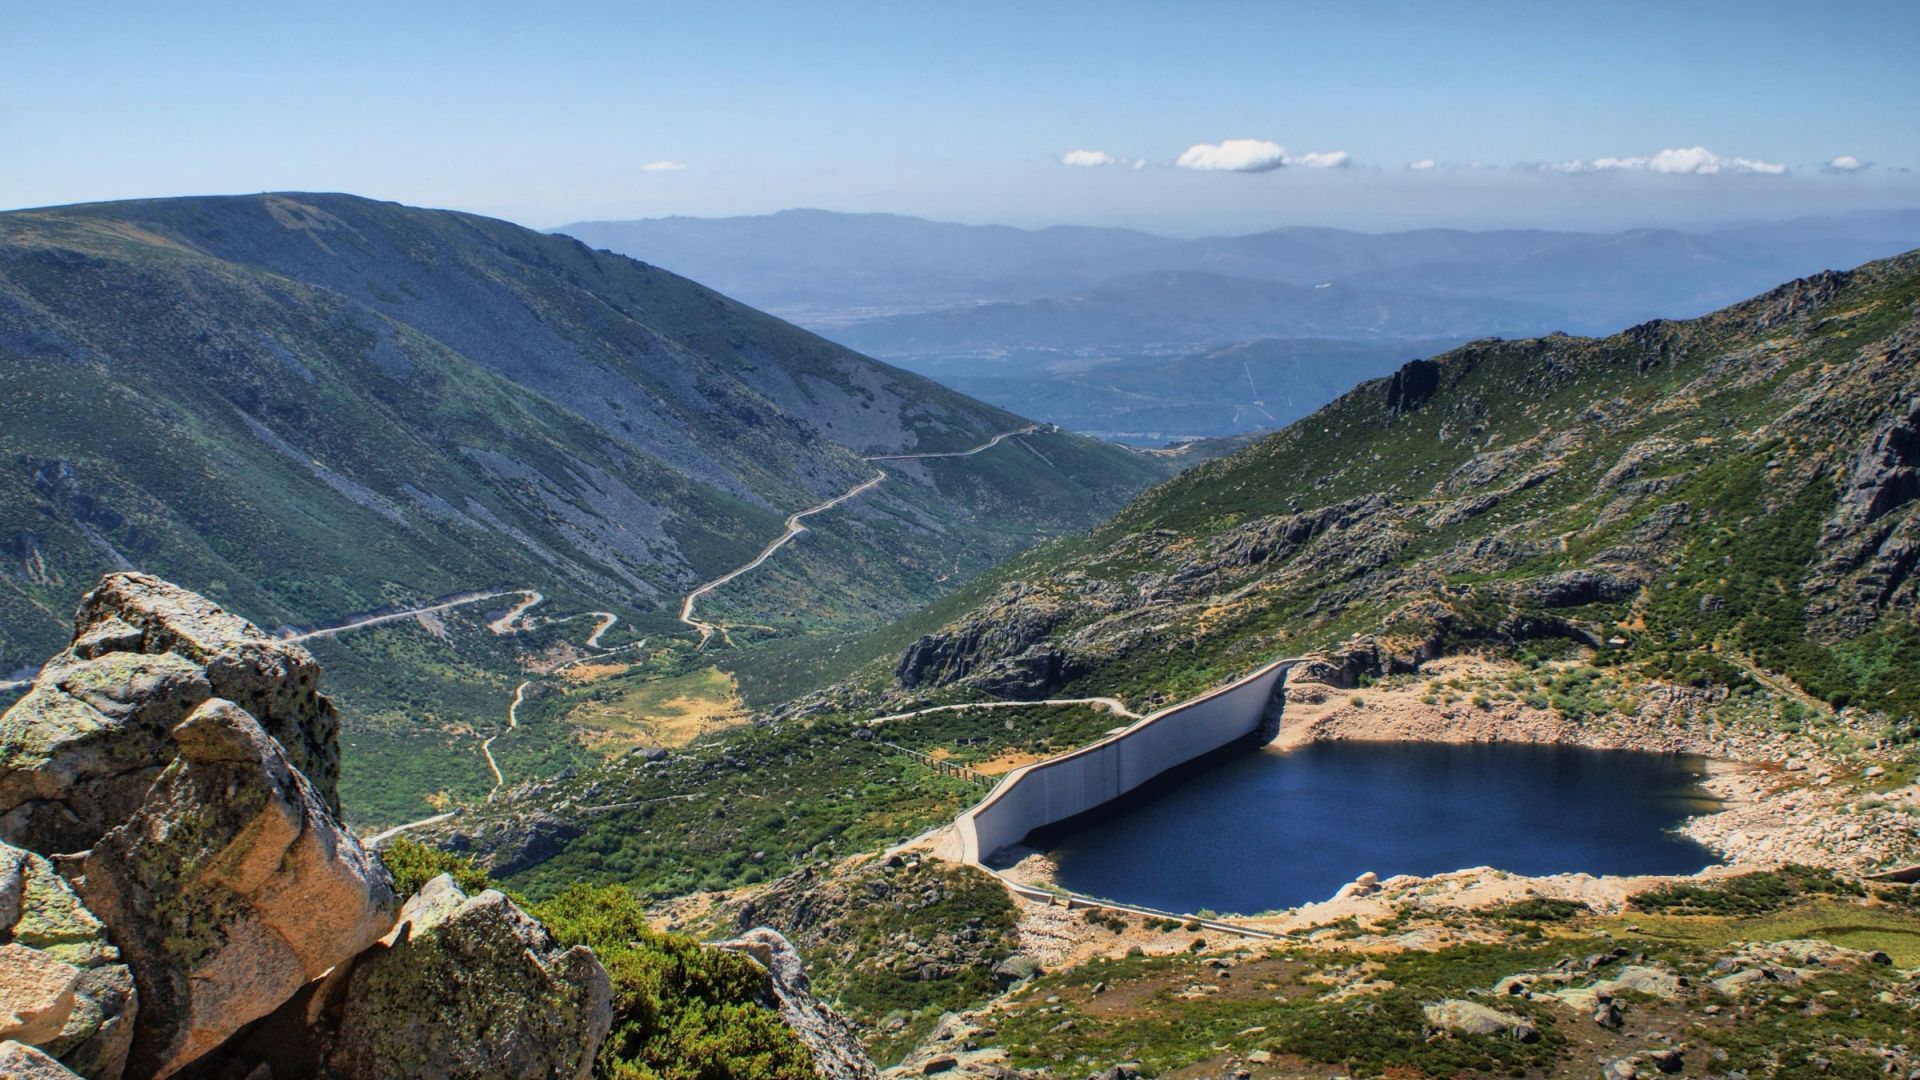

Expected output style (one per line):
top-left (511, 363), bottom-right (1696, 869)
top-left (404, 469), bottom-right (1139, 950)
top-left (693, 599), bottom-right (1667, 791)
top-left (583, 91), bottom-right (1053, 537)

top-left (1486, 897), bottom-right (1590, 922)
top-left (532, 885), bottom-right (815, 1080)
top-left (379, 836), bottom-right (493, 898)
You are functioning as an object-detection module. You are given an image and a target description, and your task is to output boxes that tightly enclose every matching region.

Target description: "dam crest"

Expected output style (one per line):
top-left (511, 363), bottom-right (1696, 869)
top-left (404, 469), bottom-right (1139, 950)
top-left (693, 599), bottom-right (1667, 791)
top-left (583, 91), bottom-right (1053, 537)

top-left (953, 657), bottom-right (1300, 868)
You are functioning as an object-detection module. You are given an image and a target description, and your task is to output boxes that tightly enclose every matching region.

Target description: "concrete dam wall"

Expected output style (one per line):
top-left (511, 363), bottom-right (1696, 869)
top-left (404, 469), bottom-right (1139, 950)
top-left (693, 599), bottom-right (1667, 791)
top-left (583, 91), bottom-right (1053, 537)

top-left (955, 658), bottom-right (1297, 864)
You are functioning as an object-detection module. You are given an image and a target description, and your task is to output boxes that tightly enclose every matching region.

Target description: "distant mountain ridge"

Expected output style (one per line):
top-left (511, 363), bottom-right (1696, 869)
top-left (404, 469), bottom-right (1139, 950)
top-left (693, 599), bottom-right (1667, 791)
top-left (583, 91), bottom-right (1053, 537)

top-left (557, 208), bottom-right (1920, 336)
top-left (560, 209), bottom-right (1920, 443)
top-left (829, 271), bottom-right (1550, 355)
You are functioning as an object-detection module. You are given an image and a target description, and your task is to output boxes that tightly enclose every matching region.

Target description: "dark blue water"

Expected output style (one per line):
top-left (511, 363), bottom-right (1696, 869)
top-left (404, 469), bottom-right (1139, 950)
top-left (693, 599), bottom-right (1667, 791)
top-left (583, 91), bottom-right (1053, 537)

top-left (1045, 741), bottom-right (1721, 915)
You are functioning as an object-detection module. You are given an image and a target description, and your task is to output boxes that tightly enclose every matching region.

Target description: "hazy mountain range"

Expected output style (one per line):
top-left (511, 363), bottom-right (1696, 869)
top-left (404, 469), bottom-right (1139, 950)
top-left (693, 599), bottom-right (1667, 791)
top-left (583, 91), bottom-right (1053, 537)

top-left (560, 208), bottom-right (1920, 442)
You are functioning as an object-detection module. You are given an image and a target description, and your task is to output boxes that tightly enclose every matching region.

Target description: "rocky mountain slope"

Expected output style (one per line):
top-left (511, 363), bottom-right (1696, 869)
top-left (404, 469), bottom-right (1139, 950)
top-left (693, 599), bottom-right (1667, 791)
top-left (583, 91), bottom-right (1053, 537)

top-left (886, 250), bottom-right (1920, 723)
top-left (0, 193), bottom-right (1164, 821)
top-left (0, 573), bottom-right (867, 1079)
top-left (0, 193), bottom-right (1161, 673)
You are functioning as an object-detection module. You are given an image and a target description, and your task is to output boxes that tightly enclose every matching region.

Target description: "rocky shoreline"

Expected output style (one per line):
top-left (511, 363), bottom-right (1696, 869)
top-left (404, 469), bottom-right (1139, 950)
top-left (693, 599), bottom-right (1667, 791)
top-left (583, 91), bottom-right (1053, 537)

top-left (969, 655), bottom-right (1918, 934)
top-left (1274, 658), bottom-right (1918, 874)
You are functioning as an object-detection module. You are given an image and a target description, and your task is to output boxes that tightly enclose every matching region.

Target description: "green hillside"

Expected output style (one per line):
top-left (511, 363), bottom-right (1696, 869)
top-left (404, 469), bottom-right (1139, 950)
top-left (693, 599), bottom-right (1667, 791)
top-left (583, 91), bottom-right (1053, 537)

top-left (879, 250), bottom-right (1920, 723)
top-left (0, 193), bottom-right (1163, 820)
top-left (441, 250), bottom-right (1920, 909)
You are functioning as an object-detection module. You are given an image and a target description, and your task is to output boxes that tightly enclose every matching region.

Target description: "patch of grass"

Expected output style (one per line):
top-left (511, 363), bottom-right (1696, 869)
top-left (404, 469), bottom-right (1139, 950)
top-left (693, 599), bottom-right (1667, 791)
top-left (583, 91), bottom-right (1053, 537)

top-left (1629, 866), bottom-right (1865, 917)
top-left (1614, 899), bottom-right (1920, 968)
top-left (562, 664), bottom-right (747, 751)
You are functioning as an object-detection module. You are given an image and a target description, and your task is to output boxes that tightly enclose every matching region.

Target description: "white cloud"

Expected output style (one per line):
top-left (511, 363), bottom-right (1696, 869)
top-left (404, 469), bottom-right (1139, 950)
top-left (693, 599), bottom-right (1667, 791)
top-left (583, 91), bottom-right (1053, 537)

top-left (1175, 139), bottom-right (1352, 173)
top-left (1824, 154), bottom-right (1871, 173)
top-left (1293, 150), bottom-right (1351, 169)
top-left (638, 160), bottom-right (686, 172)
top-left (1061, 149), bottom-right (1123, 168)
top-left (1176, 138), bottom-right (1290, 173)
top-left (1407, 158), bottom-right (1437, 171)
top-left (1542, 146), bottom-right (1786, 175)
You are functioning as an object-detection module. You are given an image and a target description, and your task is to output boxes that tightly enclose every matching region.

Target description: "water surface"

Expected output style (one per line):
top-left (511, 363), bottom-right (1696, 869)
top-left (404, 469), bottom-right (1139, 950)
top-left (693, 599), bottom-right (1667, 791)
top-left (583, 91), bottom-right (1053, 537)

top-left (1043, 740), bottom-right (1721, 915)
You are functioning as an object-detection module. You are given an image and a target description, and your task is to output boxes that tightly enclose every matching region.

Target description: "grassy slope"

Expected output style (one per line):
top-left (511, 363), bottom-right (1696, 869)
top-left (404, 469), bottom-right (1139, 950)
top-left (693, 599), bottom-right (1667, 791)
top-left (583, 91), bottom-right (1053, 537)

top-left (0, 194), bottom-right (1165, 822)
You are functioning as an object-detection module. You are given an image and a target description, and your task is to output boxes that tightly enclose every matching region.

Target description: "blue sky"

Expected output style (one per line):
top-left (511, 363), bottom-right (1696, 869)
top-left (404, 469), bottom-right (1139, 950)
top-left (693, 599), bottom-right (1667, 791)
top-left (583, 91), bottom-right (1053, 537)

top-left (5, 1), bottom-right (1917, 233)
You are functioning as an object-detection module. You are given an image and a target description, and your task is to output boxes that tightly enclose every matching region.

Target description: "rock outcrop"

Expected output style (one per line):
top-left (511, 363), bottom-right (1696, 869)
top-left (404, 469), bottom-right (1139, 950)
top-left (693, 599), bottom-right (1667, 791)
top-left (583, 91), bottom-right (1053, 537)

top-left (0, 573), bottom-right (341, 854)
top-left (76, 698), bottom-right (396, 1077)
top-left (0, 842), bottom-right (134, 1078)
top-left (1384, 357), bottom-right (1442, 418)
top-left (0, 574), bottom-right (633, 1079)
top-left (895, 583), bottom-right (1073, 692)
top-left (324, 874), bottom-right (611, 1080)
top-left (716, 928), bottom-right (878, 1080)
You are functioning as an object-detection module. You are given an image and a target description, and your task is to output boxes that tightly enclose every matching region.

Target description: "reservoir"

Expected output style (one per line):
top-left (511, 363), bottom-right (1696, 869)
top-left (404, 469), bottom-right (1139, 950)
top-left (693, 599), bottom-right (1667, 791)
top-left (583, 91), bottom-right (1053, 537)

top-left (1041, 740), bottom-right (1722, 915)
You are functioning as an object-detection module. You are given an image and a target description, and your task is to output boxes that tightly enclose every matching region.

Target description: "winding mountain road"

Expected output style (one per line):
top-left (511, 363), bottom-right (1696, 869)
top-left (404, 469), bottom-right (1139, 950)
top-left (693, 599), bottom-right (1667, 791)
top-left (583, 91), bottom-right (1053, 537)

top-left (679, 471), bottom-right (889, 645)
top-left (864, 425), bottom-right (1039, 462)
top-left (485, 590), bottom-right (545, 634)
top-left (304, 424), bottom-right (1044, 838)
top-left (678, 425), bottom-right (1040, 645)
top-left (282, 589), bottom-right (520, 643)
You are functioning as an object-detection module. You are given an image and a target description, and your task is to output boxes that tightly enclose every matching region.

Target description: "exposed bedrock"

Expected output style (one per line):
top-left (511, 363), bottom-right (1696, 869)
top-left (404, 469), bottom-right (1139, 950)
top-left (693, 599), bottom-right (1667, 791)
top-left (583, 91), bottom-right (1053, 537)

top-left (323, 874), bottom-right (612, 1080)
top-left (0, 841), bottom-right (135, 1079)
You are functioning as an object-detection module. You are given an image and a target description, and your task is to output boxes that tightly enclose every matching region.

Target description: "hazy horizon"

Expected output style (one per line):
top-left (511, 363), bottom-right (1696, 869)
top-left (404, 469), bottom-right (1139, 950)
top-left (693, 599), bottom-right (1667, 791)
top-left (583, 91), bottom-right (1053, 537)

top-left (7, 2), bottom-right (1919, 235)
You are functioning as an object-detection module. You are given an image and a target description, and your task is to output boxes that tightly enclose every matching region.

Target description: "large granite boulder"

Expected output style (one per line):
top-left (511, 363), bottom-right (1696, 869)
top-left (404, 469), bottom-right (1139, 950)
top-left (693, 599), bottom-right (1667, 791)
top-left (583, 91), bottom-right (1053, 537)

top-left (0, 573), bottom-right (341, 854)
top-left (0, 1040), bottom-right (86, 1079)
top-left (0, 842), bottom-right (135, 1079)
top-left (325, 874), bottom-right (612, 1080)
top-left (77, 699), bottom-right (395, 1078)
top-left (717, 928), bottom-right (878, 1080)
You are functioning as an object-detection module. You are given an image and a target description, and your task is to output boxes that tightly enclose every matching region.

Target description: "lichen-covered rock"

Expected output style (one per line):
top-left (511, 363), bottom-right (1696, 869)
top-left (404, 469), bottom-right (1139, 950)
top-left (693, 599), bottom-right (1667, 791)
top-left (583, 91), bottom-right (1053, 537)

top-left (0, 573), bottom-right (341, 853)
top-left (0, 841), bottom-right (135, 1080)
top-left (0, 1040), bottom-right (86, 1079)
top-left (716, 928), bottom-right (878, 1080)
top-left (77, 699), bottom-right (394, 1078)
top-left (326, 874), bottom-right (611, 1080)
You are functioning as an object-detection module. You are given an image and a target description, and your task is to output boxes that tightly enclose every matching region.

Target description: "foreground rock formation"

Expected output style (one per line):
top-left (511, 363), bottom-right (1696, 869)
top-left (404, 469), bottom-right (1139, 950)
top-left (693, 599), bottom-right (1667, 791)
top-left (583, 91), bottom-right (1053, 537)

top-left (0, 573), bottom-right (341, 855)
top-left (326, 874), bottom-right (612, 1080)
top-left (0, 575), bottom-right (619, 1079)
top-left (77, 699), bottom-right (396, 1077)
